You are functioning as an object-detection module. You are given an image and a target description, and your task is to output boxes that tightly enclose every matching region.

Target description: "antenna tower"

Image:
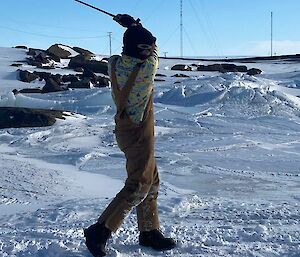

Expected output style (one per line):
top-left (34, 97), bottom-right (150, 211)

top-left (108, 32), bottom-right (112, 56)
top-left (180, 0), bottom-right (183, 58)
top-left (270, 12), bottom-right (273, 57)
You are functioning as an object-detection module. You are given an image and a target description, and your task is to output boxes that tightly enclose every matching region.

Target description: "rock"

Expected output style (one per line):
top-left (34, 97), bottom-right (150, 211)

top-left (74, 67), bottom-right (84, 72)
top-left (42, 78), bottom-right (64, 93)
top-left (35, 53), bottom-right (49, 64)
top-left (27, 48), bottom-right (47, 57)
top-left (197, 63), bottom-right (249, 73)
top-left (47, 44), bottom-right (72, 59)
top-left (68, 54), bottom-right (108, 75)
top-left (33, 71), bottom-right (52, 81)
top-left (15, 45), bottom-right (28, 49)
top-left (247, 68), bottom-right (262, 76)
top-left (19, 88), bottom-right (43, 94)
top-left (69, 78), bottom-right (92, 89)
top-left (82, 68), bottom-right (97, 83)
top-left (62, 74), bottom-right (80, 83)
top-left (236, 65), bottom-right (248, 72)
top-left (18, 70), bottom-right (39, 83)
top-left (171, 64), bottom-right (192, 71)
top-left (156, 73), bottom-right (167, 77)
top-left (68, 54), bottom-right (92, 69)
top-left (73, 46), bottom-right (94, 56)
top-left (0, 107), bottom-right (67, 129)
top-left (95, 76), bottom-right (110, 87)
top-left (11, 63), bottom-right (23, 67)
top-left (84, 60), bottom-right (108, 75)
top-left (171, 73), bottom-right (190, 78)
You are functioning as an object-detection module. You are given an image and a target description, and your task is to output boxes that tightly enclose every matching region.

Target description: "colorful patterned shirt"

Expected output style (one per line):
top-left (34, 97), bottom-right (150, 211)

top-left (108, 47), bottom-right (159, 124)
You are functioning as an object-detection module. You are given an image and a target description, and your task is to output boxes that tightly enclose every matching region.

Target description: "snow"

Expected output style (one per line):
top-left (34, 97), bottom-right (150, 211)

top-left (58, 44), bottom-right (80, 58)
top-left (0, 47), bottom-right (300, 256)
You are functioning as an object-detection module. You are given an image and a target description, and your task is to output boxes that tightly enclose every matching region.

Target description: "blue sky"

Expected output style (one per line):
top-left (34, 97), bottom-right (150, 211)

top-left (0, 0), bottom-right (299, 57)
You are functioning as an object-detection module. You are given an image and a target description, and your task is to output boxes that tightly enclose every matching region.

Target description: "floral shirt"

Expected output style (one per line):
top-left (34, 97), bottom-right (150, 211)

top-left (108, 47), bottom-right (158, 124)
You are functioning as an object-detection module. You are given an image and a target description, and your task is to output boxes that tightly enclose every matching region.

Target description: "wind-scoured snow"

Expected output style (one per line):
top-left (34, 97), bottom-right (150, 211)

top-left (0, 47), bottom-right (299, 256)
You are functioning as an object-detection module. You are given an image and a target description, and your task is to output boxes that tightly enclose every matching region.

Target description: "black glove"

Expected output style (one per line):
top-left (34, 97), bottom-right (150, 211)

top-left (113, 14), bottom-right (140, 28)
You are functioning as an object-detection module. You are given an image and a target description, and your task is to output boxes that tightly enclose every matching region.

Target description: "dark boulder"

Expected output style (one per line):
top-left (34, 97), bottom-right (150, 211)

top-left (73, 46), bottom-right (94, 56)
top-left (197, 63), bottom-right (248, 73)
top-left (47, 44), bottom-right (72, 59)
top-left (69, 78), bottom-right (92, 89)
top-left (95, 76), bottom-right (110, 87)
top-left (62, 74), bottom-right (80, 83)
top-left (0, 107), bottom-right (67, 129)
top-left (18, 70), bottom-right (39, 83)
top-left (84, 60), bottom-right (108, 75)
top-left (15, 45), bottom-right (28, 49)
top-left (171, 73), bottom-right (190, 78)
top-left (74, 67), bottom-right (84, 72)
top-left (27, 48), bottom-right (47, 57)
top-left (42, 78), bottom-right (65, 93)
top-left (247, 68), bottom-right (262, 76)
top-left (19, 88), bottom-right (43, 94)
top-left (33, 71), bottom-right (52, 81)
top-left (236, 65), bottom-right (248, 72)
top-left (171, 64), bottom-right (192, 71)
top-left (68, 54), bottom-right (92, 69)
top-left (68, 54), bottom-right (108, 75)
top-left (11, 63), bottom-right (23, 67)
top-left (82, 68), bottom-right (98, 83)
top-left (156, 73), bottom-right (167, 77)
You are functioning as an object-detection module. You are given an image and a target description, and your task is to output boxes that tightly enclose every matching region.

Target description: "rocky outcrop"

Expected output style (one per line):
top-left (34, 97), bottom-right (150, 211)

top-left (171, 74), bottom-right (190, 78)
top-left (47, 44), bottom-right (73, 59)
top-left (72, 47), bottom-right (94, 56)
top-left (247, 68), bottom-right (262, 76)
top-left (42, 78), bottom-right (66, 93)
top-left (69, 79), bottom-right (92, 89)
top-left (68, 54), bottom-right (108, 75)
top-left (0, 107), bottom-right (67, 129)
top-left (197, 63), bottom-right (248, 73)
top-left (171, 64), bottom-right (192, 71)
top-left (18, 70), bottom-right (39, 83)
top-left (15, 45), bottom-right (28, 49)
top-left (156, 73), bottom-right (167, 77)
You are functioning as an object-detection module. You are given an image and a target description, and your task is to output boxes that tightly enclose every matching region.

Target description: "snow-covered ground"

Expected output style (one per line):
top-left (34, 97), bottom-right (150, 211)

top-left (0, 47), bottom-right (300, 257)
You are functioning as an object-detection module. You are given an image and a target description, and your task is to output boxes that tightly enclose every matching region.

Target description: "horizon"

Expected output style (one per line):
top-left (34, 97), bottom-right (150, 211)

top-left (0, 0), bottom-right (300, 57)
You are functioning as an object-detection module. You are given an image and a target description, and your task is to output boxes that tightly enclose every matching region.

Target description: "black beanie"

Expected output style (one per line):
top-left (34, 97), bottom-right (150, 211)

top-left (123, 25), bottom-right (156, 60)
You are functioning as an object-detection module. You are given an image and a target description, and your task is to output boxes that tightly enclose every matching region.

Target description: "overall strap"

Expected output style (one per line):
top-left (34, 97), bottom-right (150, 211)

top-left (111, 59), bottom-right (143, 114)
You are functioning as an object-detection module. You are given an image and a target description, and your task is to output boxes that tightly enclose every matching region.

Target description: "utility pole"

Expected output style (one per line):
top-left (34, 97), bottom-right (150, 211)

top-left (108, 32), bottom-right (112, 56)
top-left (180, 0), bottom-right (183, 58)
top-left (271, 12), bottom-right (273, 57)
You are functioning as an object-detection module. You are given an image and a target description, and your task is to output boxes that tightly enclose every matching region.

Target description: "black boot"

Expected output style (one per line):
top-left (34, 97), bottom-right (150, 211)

top-left (139, 229), bottom-right (176, 251)
top-left (84, 222), bottom-right (111, 257)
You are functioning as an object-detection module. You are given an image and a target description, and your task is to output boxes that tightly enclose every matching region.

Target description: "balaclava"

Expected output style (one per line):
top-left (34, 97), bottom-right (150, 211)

top-left (123, 25), bottom-right (156, 60)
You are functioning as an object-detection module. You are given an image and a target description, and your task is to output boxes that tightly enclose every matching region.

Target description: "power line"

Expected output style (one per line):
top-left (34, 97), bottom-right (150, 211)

top-left (183, 26), bottom-right (198, 56)
top-left (187, 0), bottom-right (221, 57)
top-left (0, 25), bottom-right (107, 40)
top-left (160, 25), bottom-right (180, 48)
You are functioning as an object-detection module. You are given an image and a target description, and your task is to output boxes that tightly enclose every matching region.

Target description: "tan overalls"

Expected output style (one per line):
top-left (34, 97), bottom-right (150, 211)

top-left (98, 60), bottom-right (160, 232)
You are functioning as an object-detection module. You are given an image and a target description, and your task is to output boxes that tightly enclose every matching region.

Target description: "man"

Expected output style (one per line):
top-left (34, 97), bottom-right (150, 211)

top-left (84, 14), bottom-right (176, 257)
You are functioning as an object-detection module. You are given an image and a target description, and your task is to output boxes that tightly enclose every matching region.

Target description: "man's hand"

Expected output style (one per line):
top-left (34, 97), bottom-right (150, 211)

top-left (113, 14), bottom-right (140, 28)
